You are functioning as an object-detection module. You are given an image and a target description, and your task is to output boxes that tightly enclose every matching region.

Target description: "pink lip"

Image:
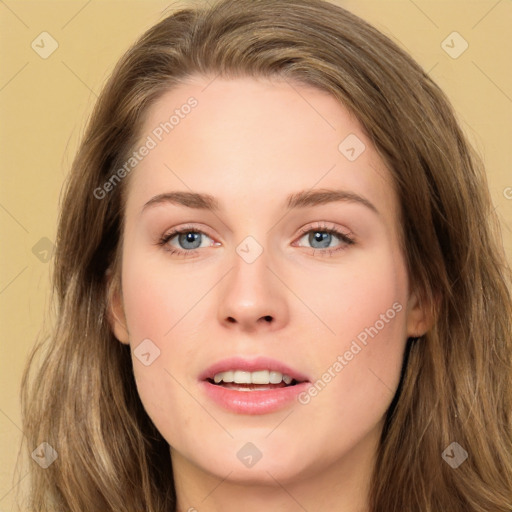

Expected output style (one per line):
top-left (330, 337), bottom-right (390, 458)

top-left (198, 356), bottom-right (312, 415)
top-left (200, 380), bottom-right (311, 415)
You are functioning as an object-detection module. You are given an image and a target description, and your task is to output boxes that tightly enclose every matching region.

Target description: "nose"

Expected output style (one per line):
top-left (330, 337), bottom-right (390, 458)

top-left (217, 244), bottom-right (289, 332)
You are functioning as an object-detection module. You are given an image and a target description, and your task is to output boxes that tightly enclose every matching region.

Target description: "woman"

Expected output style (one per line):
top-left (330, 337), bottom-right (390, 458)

top-left (20, 0), bottom-right (512, 510)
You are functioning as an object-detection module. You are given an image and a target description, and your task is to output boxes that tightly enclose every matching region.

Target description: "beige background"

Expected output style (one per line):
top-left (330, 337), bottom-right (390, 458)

top-left (1, 0), bottom-right (511, 509)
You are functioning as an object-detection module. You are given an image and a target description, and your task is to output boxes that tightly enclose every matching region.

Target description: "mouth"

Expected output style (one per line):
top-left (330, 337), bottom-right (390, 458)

top-left (198, 357), bottom-right (311, 414)
top-left (206, 369), bottom-right (306, 391)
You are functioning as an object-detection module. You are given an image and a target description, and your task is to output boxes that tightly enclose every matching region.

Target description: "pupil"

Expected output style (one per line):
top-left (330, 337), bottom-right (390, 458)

top-left (310, 231), bottom-right (331, 248)
top-left (179, 232), bottom-right (201, 249)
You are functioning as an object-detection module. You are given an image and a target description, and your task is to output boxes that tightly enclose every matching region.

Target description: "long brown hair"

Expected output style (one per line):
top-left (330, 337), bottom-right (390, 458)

top-left (20, 0), bottom-right (512, 510)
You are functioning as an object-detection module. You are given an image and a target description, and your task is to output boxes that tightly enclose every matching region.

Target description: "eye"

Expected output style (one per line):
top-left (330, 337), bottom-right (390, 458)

top-left (294, 223), bottom-right (355, 256)
top-left (157, 225), bottom-right (217, 257)
top-left (157, 222), bottom-right (355, 258)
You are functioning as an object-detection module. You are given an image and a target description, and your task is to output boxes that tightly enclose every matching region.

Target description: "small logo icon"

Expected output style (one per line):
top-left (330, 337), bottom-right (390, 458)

top-left (237, 442), bottom-right (263, 468)
top-left (441, 32), bottom-right (468, 59)
top-left (31, 32), bottom-right (59, 59)
top-left (338, 133), bottom-right (366, 162)
top-left (133, 338), bottom-right (161, 366)
top-left (236, 236), bottom-right (263, 264)
top-left (32, 237), bottom-right (55, 263)
top-left (442, 441), bottom-right (468, 468)
top-left (31, 442), bottom-right (58, 468)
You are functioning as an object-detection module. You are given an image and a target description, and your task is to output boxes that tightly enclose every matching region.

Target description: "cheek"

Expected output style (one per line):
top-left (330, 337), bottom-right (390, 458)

top-left (119, 251), bottom-right (214, 445)
top-left (293, 244), bottom-right (408, 350)
top-left (298, 248), bottom-right (409, 442)
top-left (120, 251), bottom-right (206, 340)
top-left (130, 358), bottom-right (203, 456)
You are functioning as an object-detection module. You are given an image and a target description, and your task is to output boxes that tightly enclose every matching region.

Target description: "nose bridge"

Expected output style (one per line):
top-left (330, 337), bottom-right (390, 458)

top-left (232, 235), bottom-right (271, 294)
top-left (217, 233), bottom-right (288, 329)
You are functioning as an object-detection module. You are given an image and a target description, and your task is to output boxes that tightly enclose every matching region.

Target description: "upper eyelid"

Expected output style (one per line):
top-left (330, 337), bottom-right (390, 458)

top-left (297, 222), bottom-right (351, 235)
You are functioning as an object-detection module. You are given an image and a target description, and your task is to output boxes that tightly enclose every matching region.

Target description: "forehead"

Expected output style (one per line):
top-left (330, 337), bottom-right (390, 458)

top-left (123, 76), bottom-right (397, 223)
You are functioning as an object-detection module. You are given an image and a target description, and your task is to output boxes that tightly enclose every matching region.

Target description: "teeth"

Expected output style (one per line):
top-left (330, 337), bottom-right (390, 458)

top-left (212, 370), bottom-right (295, 385)
top-left (269, 371), bottom-right (282, 384)
top-left (234, 370), bottom-right (251, 384)
top-left (282, 374), bottom-right (293, 385)
top-left (214, 370), bottom-right (233, 384)
top-left (252, 370), bottom-right (270, 384)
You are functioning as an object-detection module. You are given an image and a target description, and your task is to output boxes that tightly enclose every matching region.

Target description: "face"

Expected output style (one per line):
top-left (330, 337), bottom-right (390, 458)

top-left (109, 76), bottom-right (428, 488)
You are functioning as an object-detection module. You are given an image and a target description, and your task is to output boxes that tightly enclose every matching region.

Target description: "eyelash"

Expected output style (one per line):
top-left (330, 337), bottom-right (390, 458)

top-left (157, 222), bottom-right (355, 258)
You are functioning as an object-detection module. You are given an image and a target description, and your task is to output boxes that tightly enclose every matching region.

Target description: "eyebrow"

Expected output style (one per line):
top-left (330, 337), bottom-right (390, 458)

top-left (141, 188), bottom-right (379, 215)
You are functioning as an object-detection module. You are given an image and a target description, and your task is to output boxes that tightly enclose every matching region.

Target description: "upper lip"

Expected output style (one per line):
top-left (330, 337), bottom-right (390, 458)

top-left (199, 356), bottom-right (311, 383)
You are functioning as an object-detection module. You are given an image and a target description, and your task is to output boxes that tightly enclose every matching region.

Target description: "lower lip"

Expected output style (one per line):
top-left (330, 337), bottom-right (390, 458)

top-left (200, 381), bottom-right (311, 415)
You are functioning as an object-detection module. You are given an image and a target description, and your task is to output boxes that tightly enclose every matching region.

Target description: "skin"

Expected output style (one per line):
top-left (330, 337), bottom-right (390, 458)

top-left (109, 76), bottom-right (429, 512)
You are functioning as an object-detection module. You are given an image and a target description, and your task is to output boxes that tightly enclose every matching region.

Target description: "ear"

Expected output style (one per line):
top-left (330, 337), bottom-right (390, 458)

top-left (405, 288), bottom-right (435, 338)
top-left (105, 268), bottom-right (130, 345)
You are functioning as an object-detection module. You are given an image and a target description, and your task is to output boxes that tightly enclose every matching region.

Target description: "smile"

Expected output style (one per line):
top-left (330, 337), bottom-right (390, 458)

top-left (199, 357), bottom-right (311, 414)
